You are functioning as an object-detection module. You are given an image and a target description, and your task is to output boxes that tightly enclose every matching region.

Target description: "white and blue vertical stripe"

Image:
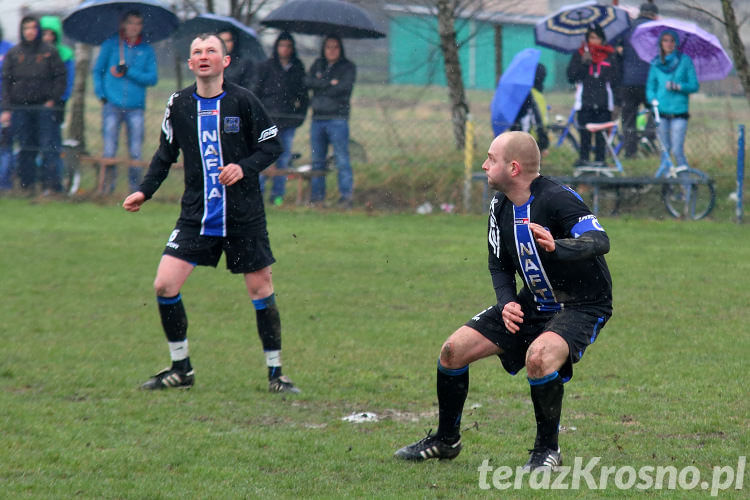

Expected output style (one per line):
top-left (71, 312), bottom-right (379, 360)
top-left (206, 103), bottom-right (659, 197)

top-left (195, 93), bottom-right (226, 236)
top-left (513, 200), bottom-right (561, 312)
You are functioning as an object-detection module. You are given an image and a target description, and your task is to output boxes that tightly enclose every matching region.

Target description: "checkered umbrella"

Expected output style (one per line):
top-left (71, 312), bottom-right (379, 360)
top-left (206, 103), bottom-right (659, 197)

top-left (535, 0), bottom-right (630, 53)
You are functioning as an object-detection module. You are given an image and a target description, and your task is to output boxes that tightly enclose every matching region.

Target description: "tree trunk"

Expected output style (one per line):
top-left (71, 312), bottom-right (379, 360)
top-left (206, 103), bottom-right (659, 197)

top-left (69, 43), bottom-right (93, 149)
top-left (720, 0), bottom-right (750, 106)
top-left (436, 0), bottom-right (469, 150)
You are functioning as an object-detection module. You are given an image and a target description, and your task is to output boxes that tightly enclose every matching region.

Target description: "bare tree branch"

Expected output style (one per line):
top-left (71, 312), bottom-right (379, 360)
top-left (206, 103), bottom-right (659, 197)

top-left (673, 0), bottom-right (727, 25)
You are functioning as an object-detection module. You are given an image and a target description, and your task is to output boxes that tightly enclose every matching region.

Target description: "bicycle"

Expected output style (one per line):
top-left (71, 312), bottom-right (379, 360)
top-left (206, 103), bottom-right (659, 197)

top-left (571, 105), bottom-right (715, 220)
top-left (549, 106), bottom-right (580, 153)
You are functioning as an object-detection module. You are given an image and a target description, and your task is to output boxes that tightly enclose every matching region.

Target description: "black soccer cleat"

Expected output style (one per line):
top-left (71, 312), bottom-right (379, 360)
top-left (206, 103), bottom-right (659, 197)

top-left (394, 431), bottom-right (462, 461)
top-left (140, 367), bottom-right (194, 390)
top-left (522, 447), bottom-right (562, 471)
top-left (268, 375), bottom-right (301, 394)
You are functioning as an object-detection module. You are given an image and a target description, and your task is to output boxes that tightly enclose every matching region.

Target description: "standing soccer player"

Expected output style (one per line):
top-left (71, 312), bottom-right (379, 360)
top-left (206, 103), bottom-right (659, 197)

top-left (123, 34), bottom-right (300, 394)
top-left (394, 131), bottom-right (612, 469)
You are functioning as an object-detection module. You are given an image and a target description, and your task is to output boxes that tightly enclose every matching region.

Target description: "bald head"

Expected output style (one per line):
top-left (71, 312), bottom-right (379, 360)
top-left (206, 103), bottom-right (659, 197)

top-left (493, 131), bottom-right (541, 177)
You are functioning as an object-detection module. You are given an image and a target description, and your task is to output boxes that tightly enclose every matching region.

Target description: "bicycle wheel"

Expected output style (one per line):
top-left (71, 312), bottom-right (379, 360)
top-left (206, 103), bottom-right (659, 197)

top-left (661, 168), bottom-right (716, 220)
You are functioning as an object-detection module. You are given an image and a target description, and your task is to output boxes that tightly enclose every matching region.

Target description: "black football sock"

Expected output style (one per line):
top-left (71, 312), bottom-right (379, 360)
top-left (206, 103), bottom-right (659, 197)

top-left (253, 294), bottom-right (282, 380)
top-left (529, 371), bottom-right (564, 450)
top-left (436, 360), bottom-right (469, 441)
top-left (157, 294), bottom-right (192, 372)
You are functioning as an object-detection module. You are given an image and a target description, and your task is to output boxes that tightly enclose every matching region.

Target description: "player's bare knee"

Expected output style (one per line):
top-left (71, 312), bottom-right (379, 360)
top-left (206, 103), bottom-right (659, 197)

top-left (440, 341), bottom-right (456, 367)
top-left (525, 346), bottom-right (545, 378)
top-left (153, 279), bottom-right (176, 298)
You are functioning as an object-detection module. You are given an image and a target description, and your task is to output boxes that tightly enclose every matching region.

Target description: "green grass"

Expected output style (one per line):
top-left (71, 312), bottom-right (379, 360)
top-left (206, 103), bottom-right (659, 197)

top-left (1, 198), bottom-right (749, 498)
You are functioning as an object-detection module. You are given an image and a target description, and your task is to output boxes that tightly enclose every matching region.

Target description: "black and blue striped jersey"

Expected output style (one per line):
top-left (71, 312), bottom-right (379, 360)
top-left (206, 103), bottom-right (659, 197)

top-left (488, 176), bottom-right (612, 312)
top-left (139, 82), bottom-right (282, 236)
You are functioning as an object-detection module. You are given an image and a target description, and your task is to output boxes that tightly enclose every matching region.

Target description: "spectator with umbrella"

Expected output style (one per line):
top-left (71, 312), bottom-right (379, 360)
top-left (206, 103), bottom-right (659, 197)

top-left (566, 23), bottom-right (619, 165)
top-left (261, 0), bottom-right (385, 208)
top-left (512, 64), bottom-right (550, 153)
top-left (630, 18), bottom-right (731, 173)
top-left (305, 34), bottom-right (356, 208)
top-left (646, 29), bottom-right (699, 170)
top-left (92, 10), bottom-right (159, 193)
top-left (253, 32), bottom-right (308, 207)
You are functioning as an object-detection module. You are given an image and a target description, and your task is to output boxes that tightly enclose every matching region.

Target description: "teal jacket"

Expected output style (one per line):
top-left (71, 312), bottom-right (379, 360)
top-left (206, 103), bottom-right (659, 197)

top-left (92, 34), bottom-right (157, 109)
top-left (646, 51), bottom-right (698, 116)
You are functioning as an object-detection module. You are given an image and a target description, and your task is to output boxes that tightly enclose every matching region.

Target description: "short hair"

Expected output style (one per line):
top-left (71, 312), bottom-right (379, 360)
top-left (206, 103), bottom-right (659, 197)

top-left (191, 33), bottom-right (227, 56)
top-left (499, 131), bottom-right (541, 174)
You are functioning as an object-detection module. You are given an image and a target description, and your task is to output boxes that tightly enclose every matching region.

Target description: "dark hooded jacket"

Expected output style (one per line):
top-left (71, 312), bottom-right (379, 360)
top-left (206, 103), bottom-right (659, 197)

top-left (222, 30), bottom-right (255, 90)
top-left (305, 35), bottom-right (356, 119)
top-left (252, 32), bottom-right (308, 129)
top-left (0, 16), bottom-right (66, 110)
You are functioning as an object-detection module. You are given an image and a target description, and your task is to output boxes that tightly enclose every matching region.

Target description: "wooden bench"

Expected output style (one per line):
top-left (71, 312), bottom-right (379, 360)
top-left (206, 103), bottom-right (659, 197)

top-left (70, 153), bottom-right (326, 204)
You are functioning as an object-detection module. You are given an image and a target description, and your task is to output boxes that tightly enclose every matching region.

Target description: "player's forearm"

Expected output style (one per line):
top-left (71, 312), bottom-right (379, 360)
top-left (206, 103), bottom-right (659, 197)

top-left (139, 154), bottom-right (172, 199)
top-left (491, 268), bottom-right (517, 307)
top-left (554, 231), bottom-right (610, 260)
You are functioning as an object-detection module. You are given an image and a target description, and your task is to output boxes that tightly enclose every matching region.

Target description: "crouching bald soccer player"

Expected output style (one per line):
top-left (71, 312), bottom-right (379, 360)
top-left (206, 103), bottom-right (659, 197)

top-left (123, 33), bottom-right (299, 394)
top-left (394, 131), bottom-right (612, 470)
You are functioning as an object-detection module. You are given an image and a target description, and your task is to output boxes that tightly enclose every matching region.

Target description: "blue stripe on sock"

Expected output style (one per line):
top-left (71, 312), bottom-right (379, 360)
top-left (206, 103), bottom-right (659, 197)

top-left (528, 371), bottom-right (560, 386)
top-left (157, 293), bottom-right (182, 305)
top-left (437, 359), bottom-right (468, 376)
top-left (252, 293), bottom-right (276, 310)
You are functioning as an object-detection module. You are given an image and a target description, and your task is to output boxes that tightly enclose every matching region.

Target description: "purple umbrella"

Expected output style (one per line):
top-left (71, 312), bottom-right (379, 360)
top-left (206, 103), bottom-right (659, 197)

top-left (630, 18), bottom-right (732, 82)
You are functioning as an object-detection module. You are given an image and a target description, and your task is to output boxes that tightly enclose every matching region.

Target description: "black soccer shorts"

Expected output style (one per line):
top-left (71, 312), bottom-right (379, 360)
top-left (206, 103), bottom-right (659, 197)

top-left (162, 225), bottom-right (276, 274)
top-left (466, 302), bottom-right (610, 382)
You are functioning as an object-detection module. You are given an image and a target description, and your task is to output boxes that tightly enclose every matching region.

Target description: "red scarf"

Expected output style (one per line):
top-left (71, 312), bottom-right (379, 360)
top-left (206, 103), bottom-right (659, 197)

top-left (578, 42), bottom-right (614, 64)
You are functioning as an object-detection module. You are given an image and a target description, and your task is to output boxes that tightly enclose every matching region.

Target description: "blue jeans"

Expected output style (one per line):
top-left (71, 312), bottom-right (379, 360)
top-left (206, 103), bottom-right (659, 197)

top-left (657, 116), bottom-right (689, 170)
top-left (310, 118), bottom-right (352, 202)
top-left (102, 103), bottom-right (145, 193)
top-left (260, 126), bottom-right (296, 200)
top-left (13, 107), bottom-right (61, 191)
top-left (0, 124), bottom-right (14, 190)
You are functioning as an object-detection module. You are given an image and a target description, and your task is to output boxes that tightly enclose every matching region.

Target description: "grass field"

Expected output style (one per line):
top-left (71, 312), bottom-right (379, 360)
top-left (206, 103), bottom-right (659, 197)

top-left (1, 197), bottom-right (749, 498)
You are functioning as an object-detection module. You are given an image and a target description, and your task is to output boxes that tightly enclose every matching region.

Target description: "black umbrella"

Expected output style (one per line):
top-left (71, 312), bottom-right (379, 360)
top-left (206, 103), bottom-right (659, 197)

top-left (261, 0), bottom-right (385, 39)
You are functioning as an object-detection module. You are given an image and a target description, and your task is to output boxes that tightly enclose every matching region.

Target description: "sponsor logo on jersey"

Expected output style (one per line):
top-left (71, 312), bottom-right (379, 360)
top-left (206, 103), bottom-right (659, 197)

top-left (197, 97), bottom-right (226, 236)
top-left (514, 217), bottom-right (529, 225)
top-left (489, 198), bottom-right (501, 259)
top-left (258, 125), bottom-right (278, 142)
top-left (224, 116), bottom-right (240, 133)
top-left (166, 228), bottom-right (180, 249)
top-left (513, 203), bottom-right (561, 312)
top-left (161, 92), bottom-right (178, 144)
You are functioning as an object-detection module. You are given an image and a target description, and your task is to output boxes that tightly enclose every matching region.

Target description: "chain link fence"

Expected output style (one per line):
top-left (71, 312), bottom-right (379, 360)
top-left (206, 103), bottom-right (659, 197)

top-left (58, 79), bottom-right (746, 218)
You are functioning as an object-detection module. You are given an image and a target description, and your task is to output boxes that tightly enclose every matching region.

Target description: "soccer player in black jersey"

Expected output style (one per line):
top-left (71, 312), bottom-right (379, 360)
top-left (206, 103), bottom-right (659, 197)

top-left (395, 131), bottom-right (612, 470)
top-left (123, 34), bottom-right (300, 394)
